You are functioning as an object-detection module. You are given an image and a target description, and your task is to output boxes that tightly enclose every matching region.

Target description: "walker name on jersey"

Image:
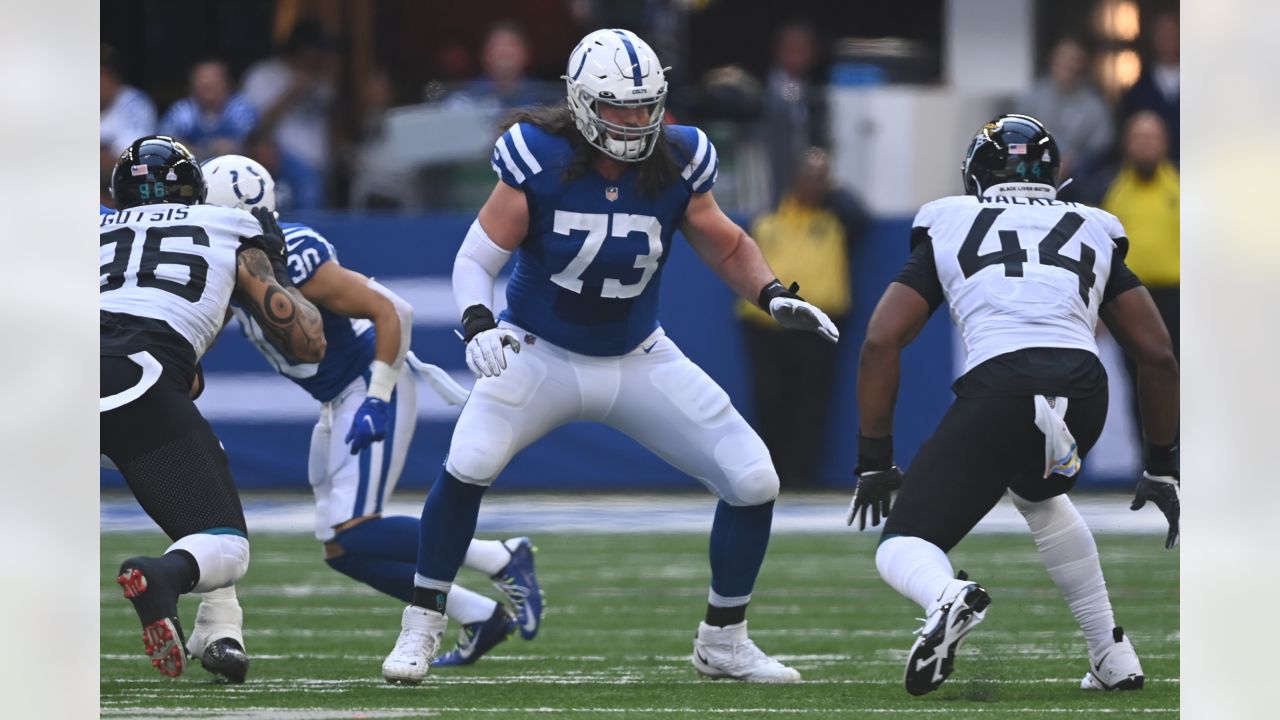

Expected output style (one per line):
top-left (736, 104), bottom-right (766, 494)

top-left (976, 195), bottom-right (1082, 208)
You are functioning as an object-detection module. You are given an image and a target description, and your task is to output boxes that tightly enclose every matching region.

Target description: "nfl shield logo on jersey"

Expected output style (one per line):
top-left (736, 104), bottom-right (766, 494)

top-left (605, 186), bottom-right (619, 202)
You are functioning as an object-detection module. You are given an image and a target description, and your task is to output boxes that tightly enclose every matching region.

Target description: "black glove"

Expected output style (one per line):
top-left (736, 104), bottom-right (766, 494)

top-left (846, 434), bottom-right (903, 531)
top-left (1133, 443), bottom-right (1179, 549)
top-left (251, 206), bottom-right (293, 286)
top-left (1131, 471), bottom-right (1180, 549)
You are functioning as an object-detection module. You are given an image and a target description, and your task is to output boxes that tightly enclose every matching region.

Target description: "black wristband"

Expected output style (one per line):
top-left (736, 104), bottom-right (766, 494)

top-left (857, 433), bottom-right (893, 471)
top-left (1145, 442), bottom-right (1178, 476)
top-left (757, 279), bottom-right (802, 312)
top-left (461, 304), bottom-right (498, 343)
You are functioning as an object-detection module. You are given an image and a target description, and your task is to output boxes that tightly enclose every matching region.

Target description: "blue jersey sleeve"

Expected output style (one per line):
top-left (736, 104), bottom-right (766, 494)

top-left (280, 222), bottom-right (336, 286)
top-left (100, 204), bottom-right (112, 215)
top-left (668, 125), bottom-right (719, 194)
top-left (490, 122), bottom-right (553, 190)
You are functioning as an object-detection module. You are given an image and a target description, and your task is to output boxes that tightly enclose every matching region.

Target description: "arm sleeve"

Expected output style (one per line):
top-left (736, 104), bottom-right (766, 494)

top-left (1102, 234), bottom-right (1145, 305)
top-left (893, 227), bottom-right (945, 313)
top-left (453, 219), bottom-right (513, 316)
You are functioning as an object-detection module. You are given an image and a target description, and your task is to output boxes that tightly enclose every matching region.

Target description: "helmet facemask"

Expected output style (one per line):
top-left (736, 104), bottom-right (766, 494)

top-left (565, 78), bottom-right (667, 162)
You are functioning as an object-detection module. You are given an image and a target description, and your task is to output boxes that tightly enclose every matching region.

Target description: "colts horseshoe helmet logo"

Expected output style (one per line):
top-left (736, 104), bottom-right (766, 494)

top-left (229, 167), bottom-right (267, 205)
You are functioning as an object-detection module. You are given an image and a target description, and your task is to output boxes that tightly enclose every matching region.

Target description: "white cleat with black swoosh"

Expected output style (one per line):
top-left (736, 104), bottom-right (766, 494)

top-left (1081, 627), bottom-right (1144, 690)
top-left (691, 621), bottom-right (801, 683)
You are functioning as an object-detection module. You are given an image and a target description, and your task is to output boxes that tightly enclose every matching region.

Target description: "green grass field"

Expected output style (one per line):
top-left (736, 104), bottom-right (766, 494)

top-left (101, 531), bottom-right (1178, 719)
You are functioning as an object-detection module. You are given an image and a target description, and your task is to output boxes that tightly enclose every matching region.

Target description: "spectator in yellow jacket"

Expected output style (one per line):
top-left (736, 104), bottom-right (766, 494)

top-left (1101, 111), bottom-right (1179, 451)
top-left (738, 148), bottom-right (866, 488)
top-left (1103, 111), bottom-right (1179, 356)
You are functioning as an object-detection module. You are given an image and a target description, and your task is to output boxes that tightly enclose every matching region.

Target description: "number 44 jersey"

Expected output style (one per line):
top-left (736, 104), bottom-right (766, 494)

top-left (907, 195), bottom-right (1141, 375)
top-left (100, 202), bottom-right (262, 362)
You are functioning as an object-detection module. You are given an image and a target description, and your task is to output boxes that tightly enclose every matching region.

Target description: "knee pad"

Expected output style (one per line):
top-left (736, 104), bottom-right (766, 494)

top-left (445, 417), bottom-right (514, 486)
top-left (443, 445), bottom-right (505, 487)
top-left (729, 466), bottom-right (780, 506)
top-left (712, 430), bottom-right (778, 506)
top-left (168, 533), bottom-right (250, 593)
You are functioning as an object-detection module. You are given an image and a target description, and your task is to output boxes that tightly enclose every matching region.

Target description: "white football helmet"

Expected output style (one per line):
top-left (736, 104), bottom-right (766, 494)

top-left (562, 29), bottom-right (668, 162)
top-left (200, 154), bottom-right (277, 214)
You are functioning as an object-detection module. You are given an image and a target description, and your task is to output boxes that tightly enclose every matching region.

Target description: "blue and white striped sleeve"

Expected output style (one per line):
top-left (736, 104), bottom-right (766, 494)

top-left (679, 127), bottom-right (718, 194)
top-left (490, 123), bottom-right (545, 189)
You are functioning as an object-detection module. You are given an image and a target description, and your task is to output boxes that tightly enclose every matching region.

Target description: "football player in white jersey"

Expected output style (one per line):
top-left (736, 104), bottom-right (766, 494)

top-left (382, 28), bottom-right (839, 684)
top-left (100, 136), bottom-right (326, 678)
top-left (183, 156), bottom-right (543, 681)
top-left (845, 115), bottom-right (1180, 695)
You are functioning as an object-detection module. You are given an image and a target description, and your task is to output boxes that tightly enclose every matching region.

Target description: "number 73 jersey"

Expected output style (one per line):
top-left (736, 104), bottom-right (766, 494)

top-left (912, 195), bottom-right (1134, 374)
top-left (100, 203), bottom-right (262, 361)
top-left (492, 122), bottom-right (719, 356)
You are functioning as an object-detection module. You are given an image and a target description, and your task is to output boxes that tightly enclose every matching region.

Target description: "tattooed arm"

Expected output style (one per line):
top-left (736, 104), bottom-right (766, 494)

top-left (233, 247), bottom-right (327, 363)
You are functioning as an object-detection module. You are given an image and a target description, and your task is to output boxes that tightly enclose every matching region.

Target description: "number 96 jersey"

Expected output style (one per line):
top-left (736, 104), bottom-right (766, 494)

top-left (100, 203), bottom-right (262, 361)
top-left (908, 195), bottom-right (1139, 374)
top-left (491, 122), bottom-right (719, 356)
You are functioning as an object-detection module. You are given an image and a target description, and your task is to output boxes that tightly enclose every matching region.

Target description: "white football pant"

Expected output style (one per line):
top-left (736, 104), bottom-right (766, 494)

top-left (446, 323), bottom-right (778, 506)
top-left (308, 365), bottom-right (418, 541)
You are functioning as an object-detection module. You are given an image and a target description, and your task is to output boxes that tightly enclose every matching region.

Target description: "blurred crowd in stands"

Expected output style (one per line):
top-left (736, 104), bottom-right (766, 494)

top-left (101, 5), bottom-right (1178, 489)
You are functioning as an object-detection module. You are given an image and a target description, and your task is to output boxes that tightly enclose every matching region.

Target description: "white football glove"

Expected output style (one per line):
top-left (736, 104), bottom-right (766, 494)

top-left (465, 328), bottom-right (522, 379)
top-left (769, 297), bottom-right (840, 344)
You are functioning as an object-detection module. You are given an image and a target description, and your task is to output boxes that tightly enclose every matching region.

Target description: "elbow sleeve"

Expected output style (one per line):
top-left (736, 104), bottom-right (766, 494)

top-left (453, 219), bottom-right (512, 317)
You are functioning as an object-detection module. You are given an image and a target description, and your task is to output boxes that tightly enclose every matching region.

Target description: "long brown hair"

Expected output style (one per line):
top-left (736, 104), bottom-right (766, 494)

top-left (500, 103), bottom-right (683, 199)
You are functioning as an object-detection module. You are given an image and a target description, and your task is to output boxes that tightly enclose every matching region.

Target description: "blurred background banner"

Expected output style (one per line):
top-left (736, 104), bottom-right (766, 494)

top-left (100, 0), bottom-right (1179, 491)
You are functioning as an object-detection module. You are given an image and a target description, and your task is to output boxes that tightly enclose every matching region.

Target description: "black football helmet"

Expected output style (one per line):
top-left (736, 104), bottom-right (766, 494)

top-left (110, 135), bottom-right (206, 209)
top-left (961, 114), bottom-right (1060, 196)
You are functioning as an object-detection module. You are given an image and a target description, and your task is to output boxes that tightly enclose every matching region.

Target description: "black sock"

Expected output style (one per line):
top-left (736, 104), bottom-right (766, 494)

top-left (412, 587), bottom-right (448, 614)
top-left (705, 603), bottom-right (747, 627)
top-left (160, 550), bottom-right (200, 594)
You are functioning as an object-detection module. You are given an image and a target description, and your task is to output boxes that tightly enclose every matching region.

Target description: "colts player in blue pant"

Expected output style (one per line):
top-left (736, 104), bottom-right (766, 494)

top-left (382, 28), bottom-right (839, 684)
top-left (186, 156), bottom-right (544, 682)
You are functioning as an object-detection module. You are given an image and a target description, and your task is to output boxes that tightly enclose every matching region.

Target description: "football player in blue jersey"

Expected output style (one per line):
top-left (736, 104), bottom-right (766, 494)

top-left (186, 155), bottom-right (545, 681)
top-left (382, 28), bottom-right (839, 684)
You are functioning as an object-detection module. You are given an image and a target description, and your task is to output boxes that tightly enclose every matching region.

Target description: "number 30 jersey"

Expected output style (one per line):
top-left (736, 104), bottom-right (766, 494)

top-left (490, 122), bottom-right (719, 356)
top-left (100, 202), bottom-right (262, 362)
top-left (901, 195), bottom-right (1143, 375)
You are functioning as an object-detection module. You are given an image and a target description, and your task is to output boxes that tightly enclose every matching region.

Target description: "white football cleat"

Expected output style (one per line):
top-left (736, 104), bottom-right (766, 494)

top-left (382, 605), bottom-right (447, 684)
top-left (692, 621), bottom-right (801, 683)
top-left (904, 572), bottom-right (991, 696)
top-left (1081, 627), bottom-right (1144, 690)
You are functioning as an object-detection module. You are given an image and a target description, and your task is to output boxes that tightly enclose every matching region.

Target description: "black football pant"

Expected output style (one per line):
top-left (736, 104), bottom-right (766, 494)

top-left (101, 354), bottom-right (248, 540)
top-left (882, 388), bottom-right (1108, 553)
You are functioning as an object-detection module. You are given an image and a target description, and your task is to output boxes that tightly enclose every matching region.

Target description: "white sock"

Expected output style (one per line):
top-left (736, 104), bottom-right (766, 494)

top-left (190, 585), bottom-right (244, 654)
top-left (444, 583), bottom-right (500, 625)
top-left (462, 539), bottom-right (511, 576)
top-left (167, 533), bottom-right (250, 593)
top-left (1012, 492), bottom-right (1116, 657)
top-left (875, 535), bottom-right (957, 613)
